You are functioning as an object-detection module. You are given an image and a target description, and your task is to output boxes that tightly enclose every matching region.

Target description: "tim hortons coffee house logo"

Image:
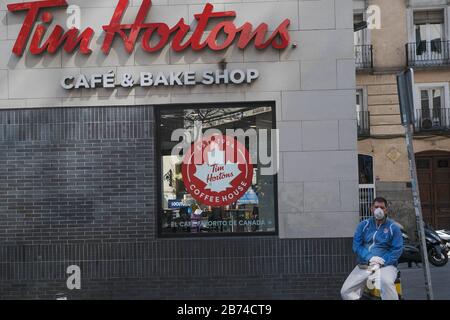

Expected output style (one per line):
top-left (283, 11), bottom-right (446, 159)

top-left (182, 135), bottom-right (253, 207)
top-left (7, 0), bottom-right (291, 56)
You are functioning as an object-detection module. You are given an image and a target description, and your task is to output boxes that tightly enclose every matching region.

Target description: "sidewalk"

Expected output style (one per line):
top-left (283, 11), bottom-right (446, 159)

top-left (399, 262), bottom-right (450, 300)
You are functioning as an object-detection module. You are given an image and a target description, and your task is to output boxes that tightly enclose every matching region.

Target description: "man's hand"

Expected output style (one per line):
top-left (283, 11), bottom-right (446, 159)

top-left (369, 256), bottom-right (385, 266)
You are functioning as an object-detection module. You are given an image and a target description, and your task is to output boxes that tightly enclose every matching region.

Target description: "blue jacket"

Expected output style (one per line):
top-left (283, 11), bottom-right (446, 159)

top-left (353, 217), bottom-right (404, 266)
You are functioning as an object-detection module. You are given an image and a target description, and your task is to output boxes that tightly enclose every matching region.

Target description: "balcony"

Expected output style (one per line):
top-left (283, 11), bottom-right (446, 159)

top-left (357, 111), bottom-right (370, 137)
top-left (415, 108), bottom-right (450, 132)
top-left (355, 45), bottom-right (373, 70)
top-left (406, 41), bottom-right (450, 67)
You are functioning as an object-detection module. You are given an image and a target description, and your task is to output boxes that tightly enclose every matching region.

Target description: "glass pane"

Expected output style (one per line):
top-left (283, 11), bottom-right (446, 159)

top-left (159, 105), bottom-right (276, 235)
top-left (415, 25), bottom-right (427, 55)
top-left (358, 154), bottom-right (374, 184)
top-left (430, 23), bottom-right (443, 54)
top-left (432, 89), bottom-right (442, 109)
top-left (356, 89), bottom-right (363, 112)
top-left (356, 90), bottom-right (364, 127)
top-left (432, 89), bottom-right (442, 123)
top-left (354, 14), bottom-right (365, 46)
top-left (421, 90), bottom-right (430, 109)
top-left (354, 30), bottom-right (364, 46)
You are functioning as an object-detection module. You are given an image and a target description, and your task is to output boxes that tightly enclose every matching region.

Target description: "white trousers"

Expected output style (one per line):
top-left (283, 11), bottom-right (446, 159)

top-left (341, 265), bottom-right (399, 300)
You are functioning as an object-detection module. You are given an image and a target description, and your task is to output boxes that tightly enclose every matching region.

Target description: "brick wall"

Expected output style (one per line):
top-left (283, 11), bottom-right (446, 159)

top-left (0, 106), bottom-right (355, 299)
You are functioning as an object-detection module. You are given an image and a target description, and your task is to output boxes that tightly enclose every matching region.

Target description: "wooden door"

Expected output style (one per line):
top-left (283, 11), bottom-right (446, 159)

top-left (417, 153), bottom-right (450, 229)
top-left (417, 157), bottom-right (434, 225)
top-left (433, 157), bottom-right (450, 228)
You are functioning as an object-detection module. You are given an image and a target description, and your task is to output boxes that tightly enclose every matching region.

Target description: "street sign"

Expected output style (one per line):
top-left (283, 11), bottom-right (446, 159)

top-left (397, 68), bottom-right (434, 300)
top-left (397, 68), bottom-right (415, 126)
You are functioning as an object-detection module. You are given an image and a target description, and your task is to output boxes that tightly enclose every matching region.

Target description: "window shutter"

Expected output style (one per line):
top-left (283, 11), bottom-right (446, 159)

top-left (354, 13), bottom-right (364, 24)
top-left (414, 10), bottom-right (444, 25)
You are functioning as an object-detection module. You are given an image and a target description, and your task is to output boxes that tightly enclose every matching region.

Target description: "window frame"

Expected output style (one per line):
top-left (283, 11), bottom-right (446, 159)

top-left (420, 87), bottom-right (443, 110)
top-left (407, 6), bottom-right (449, 43)
top-left (414, 82), bottom-right (449, 112)
top-left (358, 153), bottom-right (376, 221)
top-left (356, 87), bottom-right (368, 113)
top-left (356, 87), bottom-right (368, 132)
top-left (353, 10), bottom-right (371, 46)
top-left (358, 154), bottom-right (375, 186)
top-left (155, 101), bottom-right (279, 239)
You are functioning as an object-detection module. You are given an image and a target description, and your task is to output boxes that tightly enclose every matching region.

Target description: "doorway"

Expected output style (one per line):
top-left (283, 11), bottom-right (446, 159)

top-left (417, 151), bottom-right (450, 229)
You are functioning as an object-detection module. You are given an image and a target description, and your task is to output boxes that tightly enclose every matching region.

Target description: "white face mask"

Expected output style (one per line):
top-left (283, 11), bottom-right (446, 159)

top-left (374, 208), bottom-right (385, 220)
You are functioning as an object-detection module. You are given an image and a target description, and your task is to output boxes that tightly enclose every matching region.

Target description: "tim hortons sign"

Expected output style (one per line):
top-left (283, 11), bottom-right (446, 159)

top-left (7, 0), bottom-right (291, 56)
top-left (182, 135), bottom-right (254, 207)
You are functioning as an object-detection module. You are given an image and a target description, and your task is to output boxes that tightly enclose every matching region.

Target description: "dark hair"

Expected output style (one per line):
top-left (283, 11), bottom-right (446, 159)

top-left (372, 197), bottom-right (388, 207)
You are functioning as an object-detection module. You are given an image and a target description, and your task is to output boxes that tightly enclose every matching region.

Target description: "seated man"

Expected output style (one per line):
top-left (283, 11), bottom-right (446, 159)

top-left (341, 197), bottom-right (403, 300)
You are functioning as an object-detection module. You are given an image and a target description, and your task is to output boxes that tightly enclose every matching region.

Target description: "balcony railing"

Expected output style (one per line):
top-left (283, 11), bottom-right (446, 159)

top-left (415, 108), bottom-right (450, 132)
top-left (357, 111), bottom-right (370, 137)
top-left (406, 41), bottom-right (450, 67)
top-left (355, 45), bottom-right (373, 70)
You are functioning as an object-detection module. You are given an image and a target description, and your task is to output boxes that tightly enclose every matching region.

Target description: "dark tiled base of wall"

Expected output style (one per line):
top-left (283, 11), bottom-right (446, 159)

top-left (0, 239), bottom-right (355, 299)
top-left (0, 274), bottom-right (348, 300)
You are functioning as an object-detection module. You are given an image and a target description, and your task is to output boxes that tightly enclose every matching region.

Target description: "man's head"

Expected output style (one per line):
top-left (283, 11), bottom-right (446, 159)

top-left (371, 197), bottom-right (388, 221)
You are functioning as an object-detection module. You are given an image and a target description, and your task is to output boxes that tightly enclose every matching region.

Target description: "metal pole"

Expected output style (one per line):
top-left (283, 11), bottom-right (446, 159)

top-left (403, 122), bottom-right (434, 300)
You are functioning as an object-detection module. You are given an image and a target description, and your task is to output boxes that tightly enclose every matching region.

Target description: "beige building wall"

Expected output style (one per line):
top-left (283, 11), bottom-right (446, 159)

top-left (368, 0), bottom-right (408, 70)
top-left (358, 70), bottom-right (450, 183)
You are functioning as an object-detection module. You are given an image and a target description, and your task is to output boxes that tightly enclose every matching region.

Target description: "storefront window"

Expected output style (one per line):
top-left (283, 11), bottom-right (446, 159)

top-left (157, 104), bottom-right (277, 236)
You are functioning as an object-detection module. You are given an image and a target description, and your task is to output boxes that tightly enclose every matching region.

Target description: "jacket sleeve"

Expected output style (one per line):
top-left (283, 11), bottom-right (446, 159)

top-left (353, 221), bottom-right (373, 263)
top-left (382, 224), bottom-right (404, 266)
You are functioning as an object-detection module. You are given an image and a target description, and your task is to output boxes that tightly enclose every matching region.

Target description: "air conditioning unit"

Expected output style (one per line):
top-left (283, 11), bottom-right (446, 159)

top-left (421, 117), bottom-right (433, 129)
top-left (421, 116), bottom-right (441, 130)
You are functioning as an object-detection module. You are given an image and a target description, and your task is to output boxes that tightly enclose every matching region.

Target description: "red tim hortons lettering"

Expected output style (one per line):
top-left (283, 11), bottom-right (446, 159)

top-left (7, 0), bottom-right (94, 56)
top-left (101, 0), bottom-right (151, 54)
top-left (102, 0), bottom-right (290, 53)
top-left (8, 0), bottom-right (290, 56)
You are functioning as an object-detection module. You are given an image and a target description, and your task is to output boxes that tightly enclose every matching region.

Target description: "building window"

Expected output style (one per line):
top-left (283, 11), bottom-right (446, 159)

top-left (414, 10), bottom-right (445, 54)
top-left (354, 13), bottom-right (366, 46)
top-left (358, 154), bottom-right (374, 185)
top-left (421, 87), bottom-right (442, 110)
top-left (157, 104), bottom-right (277, 237)
top-left (358, 154), bottom-right (375, 221)
top-left (356, 89), bottom-right (369, 137)
top-left (408, 9), bottom-right (447, 66)
top-left (356, 89), bottom-right (364, 113)
top-left (415, 84), bottom-right (449, 131)
top-left (354, 12), bottom-right (373, 70)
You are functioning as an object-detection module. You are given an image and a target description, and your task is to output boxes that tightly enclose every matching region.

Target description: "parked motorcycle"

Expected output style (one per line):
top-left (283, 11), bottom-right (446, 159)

top-left (399, 223), bottom-right (449, 267)
top-left (436, 229), bottom-right (450, 257)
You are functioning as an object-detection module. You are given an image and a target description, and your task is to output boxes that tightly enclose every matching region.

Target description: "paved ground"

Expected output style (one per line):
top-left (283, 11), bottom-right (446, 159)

top-left (399, 259), bottom-right (450, 300)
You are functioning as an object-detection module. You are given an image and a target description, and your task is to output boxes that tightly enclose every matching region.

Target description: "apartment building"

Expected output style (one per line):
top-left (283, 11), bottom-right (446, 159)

top-left (355, 0), bottom-right (450, 234)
